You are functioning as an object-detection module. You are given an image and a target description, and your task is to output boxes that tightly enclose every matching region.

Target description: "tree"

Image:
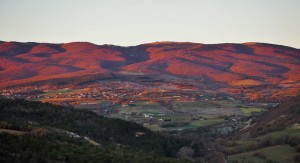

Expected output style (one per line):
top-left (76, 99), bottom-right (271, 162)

top-left (177, 146), bottom-right (194, 160)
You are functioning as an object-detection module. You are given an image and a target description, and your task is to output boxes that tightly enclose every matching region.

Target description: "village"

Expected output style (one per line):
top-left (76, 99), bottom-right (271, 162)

top-left (0, 79), bottom-right (269, 132)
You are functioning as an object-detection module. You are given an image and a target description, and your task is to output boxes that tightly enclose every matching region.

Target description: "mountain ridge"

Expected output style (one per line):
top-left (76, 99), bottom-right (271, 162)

top-left (1, 40), bottom-right (299, 49)
top-left (1, 41), bottom-right (299, 101)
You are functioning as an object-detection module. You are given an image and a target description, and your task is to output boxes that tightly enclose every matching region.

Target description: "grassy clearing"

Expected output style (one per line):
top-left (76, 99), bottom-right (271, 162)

top-left (146, 124), bottom-right (161, 131)
top-left (213, 100), bottom-right (242, 108)
top-left (235, 128), bottom-right (300, 146)
top-left (119, 108), bottom-right (160, 115)
top-left (257, 128), bottom-right (300, 139)
top-left (176, 107), bottom-right (243, 116)
top-left (133, 102), bottom-right (160, 107)
top-left (241, 108), bottom-right (262, 114)
top-left (44, 88), bottom-right (74, 95)
top-left (229, 145), bottom-right (296, 163)
top-left (173, 100), bottom-right (242, 109)
top-left (188, 118), bottom-right (224, 128)
top-left (0, 129), bottom-right (27, 135)
top-left (146, 117), bottom-right (225, 131)
top-left (162, 115), bottom-right (190, 121)
top-left (164, 118), bottom-right (225, 131)
top-left (118, 101), bottom-right (172, 115)
top-left (173, 101), bottom-right (218, 109)
top-left (235, 139), bottom-right (257, 146)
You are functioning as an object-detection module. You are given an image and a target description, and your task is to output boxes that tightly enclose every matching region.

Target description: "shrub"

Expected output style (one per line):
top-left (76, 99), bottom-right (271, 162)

top-left (177, 146), bottom-right (194, 159)
top-left (253, 152), bottom-right (266, 159)
top-left (293, 154), bottom-right (300, 162)
top-left (295, 144), bottom-right (300, 153)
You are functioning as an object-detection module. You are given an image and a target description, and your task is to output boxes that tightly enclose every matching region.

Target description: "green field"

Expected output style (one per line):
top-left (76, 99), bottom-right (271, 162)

top-left (119, 107), bottom-right (164, 115)
top-left (173, 100), bottom-right (241, 109)
top-left (133, 102), bottom-right (159, 107)
top-left (114, 100), bottom-right (269, 132)
top-left (118, 102), bottom-right (173, 115)
top-left (176, 107), bottom-right (243, 115)
top-left (173, 101), bottom-right (219, 109)
top-left (44, 88), bottom-right (74, 94)
top-left (158, 118), bottom-right (225, 131)
top-left (229, 145), bottom-right (297, 163)
top-left (226, 128), bottom-right (300, 163)
top-left (241, 108), bottom-right (263, 114)
top-left (146, 124), bottom-right (161, 131)
top-left (188, 118), bottom-right (224, 128)
top-left (236, 128), bottom-right (300, 146)
top-left (257, 128), bottom-right (300, 139)
top-left (172, 101), bottom-right (245, 115)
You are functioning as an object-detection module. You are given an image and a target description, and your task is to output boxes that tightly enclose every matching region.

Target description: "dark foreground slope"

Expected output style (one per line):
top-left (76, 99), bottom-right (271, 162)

top-left (0, 97), bottom-right (299, 162)
top-left (0, 99), bottom-right (191, 162)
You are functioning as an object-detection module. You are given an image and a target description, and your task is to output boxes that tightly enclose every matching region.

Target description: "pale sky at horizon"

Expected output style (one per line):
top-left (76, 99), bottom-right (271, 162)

top-left (1, 0), bottom-right (300, 48)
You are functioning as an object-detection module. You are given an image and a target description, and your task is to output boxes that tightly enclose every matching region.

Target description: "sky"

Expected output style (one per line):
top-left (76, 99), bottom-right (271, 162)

top-left (1, 0), bottom-right (300, 48)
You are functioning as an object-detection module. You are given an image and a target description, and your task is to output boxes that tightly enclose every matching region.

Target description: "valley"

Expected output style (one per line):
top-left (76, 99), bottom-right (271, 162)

top-left (1, 74), bottom-right (273, 132)
top-left (0, 41), bottom-right (300, 162)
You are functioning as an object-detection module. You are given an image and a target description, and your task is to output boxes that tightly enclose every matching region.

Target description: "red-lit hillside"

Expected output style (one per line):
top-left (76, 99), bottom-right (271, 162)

top-left (0, 41), bottom-right (299, 100)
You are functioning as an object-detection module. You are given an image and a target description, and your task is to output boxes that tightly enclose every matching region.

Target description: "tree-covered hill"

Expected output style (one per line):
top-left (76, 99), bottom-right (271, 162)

top-left (0, 98), bottom-right (191, 162)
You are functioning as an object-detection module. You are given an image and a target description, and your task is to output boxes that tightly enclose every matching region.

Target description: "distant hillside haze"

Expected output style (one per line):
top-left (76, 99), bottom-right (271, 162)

top-left (0, 41), bottom-right (299, 101)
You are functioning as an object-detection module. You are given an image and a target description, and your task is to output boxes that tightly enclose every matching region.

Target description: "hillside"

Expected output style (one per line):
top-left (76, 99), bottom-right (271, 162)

top-left (154, 96), bottom-right (300, 162)
top-left (223, 96), bottom-right (300, 162)
top-left (244, 96), bottom-right (300, 137)
top-left (0, 98), bottom-right (191, 162)
top-left (1, 41), bottom-right (299, 101)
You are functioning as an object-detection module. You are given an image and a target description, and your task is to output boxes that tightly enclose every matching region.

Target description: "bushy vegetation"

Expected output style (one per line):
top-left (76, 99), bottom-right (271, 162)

top-left (225, 96), bottom-right (300, 162)
top-left (1, 96), bottom-right (300, 162)
top-left (246, 96), bottom-right (300, 137)
top-left (0, 132), bottom-right (185, 163)
top-left (0, 98), bottom-right (191, 162)
top-left (225, 135), bottom-right (300, 155)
